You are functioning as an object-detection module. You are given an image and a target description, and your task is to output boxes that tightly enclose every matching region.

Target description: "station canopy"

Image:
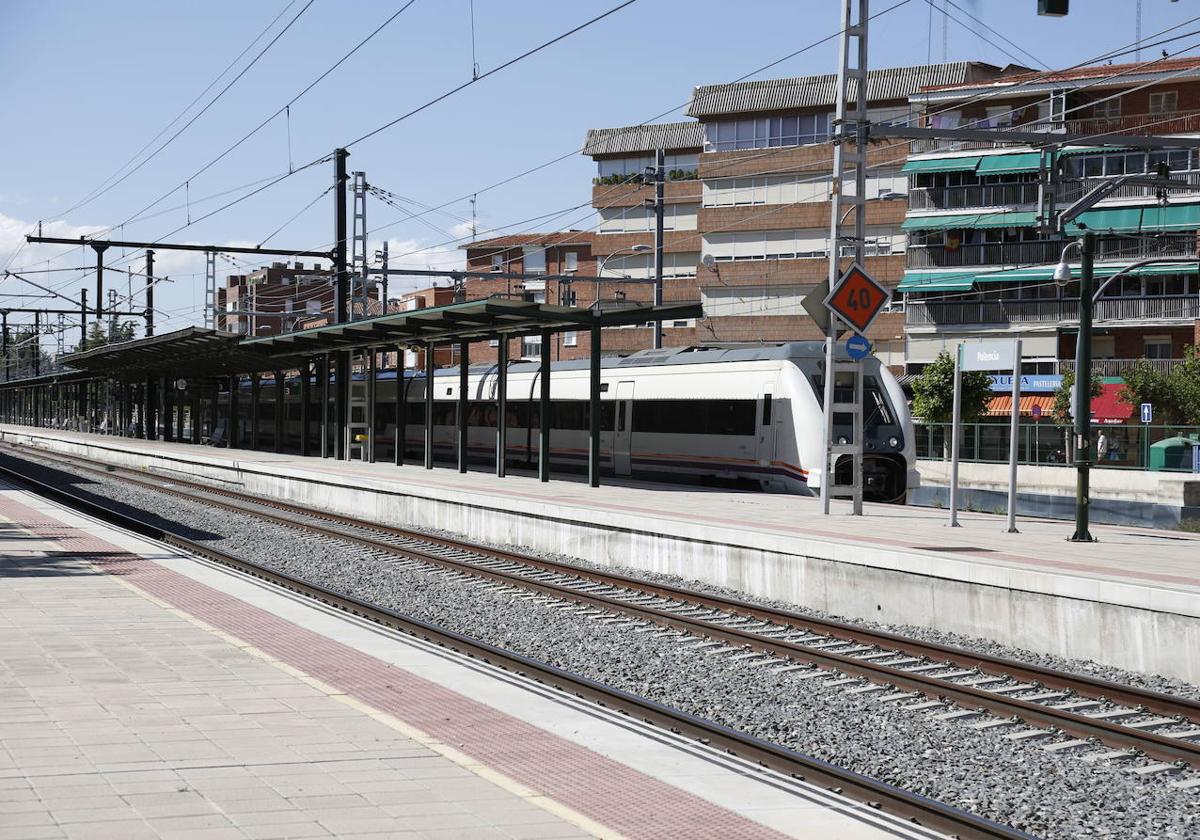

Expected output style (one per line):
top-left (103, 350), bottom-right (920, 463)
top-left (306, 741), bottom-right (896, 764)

top-left (241, 298), bottom-right (703, 356)
top-left (58, 326), bottom-right (310, 378)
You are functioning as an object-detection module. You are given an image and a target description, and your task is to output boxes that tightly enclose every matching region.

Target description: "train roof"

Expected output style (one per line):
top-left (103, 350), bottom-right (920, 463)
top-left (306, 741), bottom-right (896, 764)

top-left (432, 342), bottom-right (860, 377)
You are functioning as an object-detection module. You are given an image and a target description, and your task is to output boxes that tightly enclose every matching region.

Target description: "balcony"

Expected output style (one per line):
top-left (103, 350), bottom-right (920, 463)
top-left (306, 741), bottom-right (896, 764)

top-left (909, 110), bottom-right (1200, 153)
top-left (906, 295), bottom-right (1200, 327)
top-left (906, 234), bottom-right (1197, 269)
top-left (906, 240), bottom-right (1062, 269)
top-left (908, 182), bottom-right (1041, 211)
top-left (1056, 358), bottom-right (1187, 376)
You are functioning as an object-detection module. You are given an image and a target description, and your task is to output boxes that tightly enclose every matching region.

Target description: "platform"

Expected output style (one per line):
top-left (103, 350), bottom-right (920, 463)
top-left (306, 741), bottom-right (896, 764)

top-left (5, 424), bottom-right (1200, 685)
top-left (0, 477), bottom-right (926, 839)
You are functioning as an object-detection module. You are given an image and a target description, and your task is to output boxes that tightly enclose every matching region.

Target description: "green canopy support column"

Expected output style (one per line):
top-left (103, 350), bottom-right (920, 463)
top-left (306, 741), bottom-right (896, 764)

top-left (394, 345), bottom-right (405, 466)
top-left (300, 360), bottom-right (311, 457)
top-left (539, 329), bottom-right (551, 482)
top-left (228, 375), bottom-right (239, 450)
top-left (366, 350), bottom-right (377, 463)
top-left (159, 376), bottom-right (171, 441)
top-left (250, 373), bottom-right (260, 451)
top-left (496, 337), bottom-right (507, 478)
top-left (423, 344), bottom-right (434, 470)
top-left (320, 354), bottom-right (330, 458)
top-left (588, 322), bottom-right (601, 488)
top-left (191, 389), bottom-right (201, 445)
top-left (457, 341), bottom-right (469, 473)
top-left (175, 382), bottom-right (186, 442)
top-left (143, 377), bottom-right (153, 439)
top-left (335, 350), bottom-right (349, 460)
top-left (273, 370), bottom-right (285, 453)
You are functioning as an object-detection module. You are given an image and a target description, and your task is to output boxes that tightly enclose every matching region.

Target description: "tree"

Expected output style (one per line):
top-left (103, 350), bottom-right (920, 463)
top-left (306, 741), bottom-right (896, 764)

top-left (75, 320), bottom-right (138, 353)
top-left (1120, 345), bottom-right (1200, 425)
top-left (910, 351), bottom-right (993, 423)
top-left (1052, 368), bottom-right (1103, 425)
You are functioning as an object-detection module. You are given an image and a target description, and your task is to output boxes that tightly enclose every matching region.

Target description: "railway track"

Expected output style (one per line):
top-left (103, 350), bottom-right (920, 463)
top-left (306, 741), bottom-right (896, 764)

top-left (0, 449), bottom-right (1035, 840)
top-left (8, 444), bottom-right (1199, 775)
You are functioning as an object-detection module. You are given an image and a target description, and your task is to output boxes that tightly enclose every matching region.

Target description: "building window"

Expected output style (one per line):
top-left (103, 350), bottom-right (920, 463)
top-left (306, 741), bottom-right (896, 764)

top-left (1149, 90), bottom-right (1178, 115)
top-left (598, 203), bottom-right (699, 234)
top-left (1093, 96), bottom-right (1121, 119)
top-left (523, 246), bottom-right (546, 275)
top-left (522, 335), bottom-right (541, 359)
top-left (563, 331), bottom-right (578, 347)
top-left (563, 251), bottom-right (578, 273)
top-left (490, 253), bottom-right (504, 272)
top-left (284, 300), bottom-right (294, 313)
top-left (306, 299), bottom-right (320, 314)
top-left (703, 115), bottom-right (829, 152)
top-left (1144, 336), bottom-right (1173, 359)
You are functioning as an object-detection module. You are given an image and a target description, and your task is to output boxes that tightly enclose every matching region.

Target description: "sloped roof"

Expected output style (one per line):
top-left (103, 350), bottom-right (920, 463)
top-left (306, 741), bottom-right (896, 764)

top-left (923, 55), bottom-right (1200, 93)
top-left (460, 232), bottom-right (594, 251)
top-left (582, 122), bottom-right (705, 157)
top-left (685, 62), bottom-right (1004, 117)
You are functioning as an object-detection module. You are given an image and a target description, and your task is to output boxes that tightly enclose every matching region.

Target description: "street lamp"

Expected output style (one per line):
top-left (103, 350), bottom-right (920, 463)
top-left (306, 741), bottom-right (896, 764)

top-left (1053, 238), bottom-right (1198, 542)
top-left (593, 244), bottom-right (651, 309)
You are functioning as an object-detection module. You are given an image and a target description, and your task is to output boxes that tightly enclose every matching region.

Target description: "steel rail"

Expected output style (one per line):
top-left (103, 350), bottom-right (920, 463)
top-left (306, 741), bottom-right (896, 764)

top-left (0, 460), bottom-right (1029, 840)
top-left (10, 441), bottom-right (1193, 717)
top-left (2, 445), bottom-right (1197, 769)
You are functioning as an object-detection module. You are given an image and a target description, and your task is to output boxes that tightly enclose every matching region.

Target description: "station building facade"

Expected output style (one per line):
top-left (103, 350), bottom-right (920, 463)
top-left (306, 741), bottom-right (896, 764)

top-left (898, 56), bottom-right (1200, 391)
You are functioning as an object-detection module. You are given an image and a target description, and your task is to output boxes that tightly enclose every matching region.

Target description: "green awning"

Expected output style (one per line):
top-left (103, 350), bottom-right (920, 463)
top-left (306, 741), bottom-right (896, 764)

top-left (973, 261), bottom-right (1198, 284)
top-left (902, 156), bottom-right (982, 174)
top-left (896, 270), bottom-right (978, 292)
top-left (975, 152), bottom-right (1043, 175)
top-left (902, 210), bottom-right (1039, 230)
top-left (1057, 145), bottom-right (1129, 156)
top-left (1066, 203), bottom-right (1200, 233)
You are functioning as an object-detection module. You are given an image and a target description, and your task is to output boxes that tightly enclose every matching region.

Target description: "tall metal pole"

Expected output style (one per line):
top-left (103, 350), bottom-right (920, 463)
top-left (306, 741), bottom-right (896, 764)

top-left (458, 340), bottom-right (469, 473)
top-left (588, 321), bottom-right (601, 488)
top-left (1070, 231), bottom-right (1097, 542)
top-left (496, 337), bottom-right (508, 478)
top-left (334, 148), bottom-right (350, 460)
top-left (949, 344), bottom-right (963, 527)
top-left (822, 0), bottom-right (868, 516)
top-left (539, 328), bottom-right (551, 482)
top-left (32, 311), bottom-right (40, 377)
top-left (651, 148), bottom-right (665, 350)
top-left (145, 250), bottom-right (155, 337)
top-left (2, 311), bottom-right (8, 383)
top-left (1006, 339), bottom-right (1022, 534)
top-left (79, 289), bottom-right (87, 348)
top-left (92, 244), bottom-right (107, 331)
top-left (380, 241), bottom-right (390, 315)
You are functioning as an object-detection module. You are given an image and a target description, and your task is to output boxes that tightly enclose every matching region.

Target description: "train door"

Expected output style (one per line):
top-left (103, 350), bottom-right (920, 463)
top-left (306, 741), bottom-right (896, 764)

top-left (613, 380), bottom-right (635, 476)
top-left (756, 383), bottom-right (778, 482)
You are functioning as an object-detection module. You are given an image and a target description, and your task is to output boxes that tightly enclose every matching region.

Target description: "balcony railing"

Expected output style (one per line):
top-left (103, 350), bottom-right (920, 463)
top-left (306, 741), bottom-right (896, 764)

top-left (906, 295), bottom-right (1200, 326)
top-left (906, 240), bottom-right (1063, 268)
top-left (1056, 358), bottom-right (1187, 376)
top-left (909, 110), bottom-right (1200, 153)
top-left (906, 234), bottom-right (1197, 269)
top-left (908, 182), bottom-right (1041, 211)
top-left (908, 173), bottom-right (1200, 212)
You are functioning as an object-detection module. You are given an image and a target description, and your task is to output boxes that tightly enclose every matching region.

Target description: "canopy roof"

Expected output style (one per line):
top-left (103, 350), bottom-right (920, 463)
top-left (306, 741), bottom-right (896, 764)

top-left (242, 298), bottom-right (703, 356)
top-left (899, 260), bottom-right (1197, 292)
top-left (58, 327), bottom-right (309, 377)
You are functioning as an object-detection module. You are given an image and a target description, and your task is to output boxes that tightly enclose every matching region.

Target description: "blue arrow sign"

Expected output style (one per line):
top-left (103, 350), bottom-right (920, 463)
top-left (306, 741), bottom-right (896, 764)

top-left (845, 334), bottom-right (871, 361)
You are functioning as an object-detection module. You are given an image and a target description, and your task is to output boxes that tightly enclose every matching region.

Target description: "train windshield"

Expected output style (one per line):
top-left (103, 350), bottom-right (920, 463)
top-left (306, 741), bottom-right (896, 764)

top-left (808, 374), bottom-right (894, 429)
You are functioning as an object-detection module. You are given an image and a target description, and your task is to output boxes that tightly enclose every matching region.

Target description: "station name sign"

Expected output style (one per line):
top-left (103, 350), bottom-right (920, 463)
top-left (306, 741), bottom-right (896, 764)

top-left (959, 339), bottom-right (1016, 372)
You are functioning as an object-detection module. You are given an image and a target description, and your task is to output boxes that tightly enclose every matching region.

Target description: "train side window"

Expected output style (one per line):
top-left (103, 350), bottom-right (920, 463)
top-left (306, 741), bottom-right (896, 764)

top-left (761, 394), bottom-right (772, 425)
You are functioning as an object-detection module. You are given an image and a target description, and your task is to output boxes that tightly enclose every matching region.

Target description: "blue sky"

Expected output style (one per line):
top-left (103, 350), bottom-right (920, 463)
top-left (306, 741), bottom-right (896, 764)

top-left (1, 0), bottom-right (1195, 342)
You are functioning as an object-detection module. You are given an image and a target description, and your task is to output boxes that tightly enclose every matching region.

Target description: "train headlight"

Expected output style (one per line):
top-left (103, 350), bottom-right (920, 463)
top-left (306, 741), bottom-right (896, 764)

top-left (888, 436), bottom-right (899, 449)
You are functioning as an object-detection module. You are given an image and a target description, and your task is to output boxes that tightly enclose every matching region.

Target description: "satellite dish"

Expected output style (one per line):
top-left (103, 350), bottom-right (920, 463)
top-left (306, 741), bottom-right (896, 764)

top-left (701, 254), bottom-right (716, 269)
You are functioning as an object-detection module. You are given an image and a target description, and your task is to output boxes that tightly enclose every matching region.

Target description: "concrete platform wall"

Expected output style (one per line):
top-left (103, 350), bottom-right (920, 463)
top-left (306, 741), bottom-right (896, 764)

top-left (5, 428), bottom-right (1199, 683)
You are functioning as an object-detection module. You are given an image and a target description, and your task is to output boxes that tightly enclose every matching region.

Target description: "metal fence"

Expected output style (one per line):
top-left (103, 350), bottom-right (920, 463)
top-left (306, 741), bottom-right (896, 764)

top-left (915, 422), bottom-right (1200, 472)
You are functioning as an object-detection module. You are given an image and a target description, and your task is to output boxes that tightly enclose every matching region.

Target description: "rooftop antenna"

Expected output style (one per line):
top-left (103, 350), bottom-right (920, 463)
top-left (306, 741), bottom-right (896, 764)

top-left (470, 194), bottom-right (478, 241)
top-left (469, 0), bottom-right (480, 80)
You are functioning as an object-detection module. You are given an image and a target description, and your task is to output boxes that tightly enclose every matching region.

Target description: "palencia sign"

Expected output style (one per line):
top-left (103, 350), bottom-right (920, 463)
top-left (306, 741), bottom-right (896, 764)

top-left (959, 339), bottom-right (1016, 372)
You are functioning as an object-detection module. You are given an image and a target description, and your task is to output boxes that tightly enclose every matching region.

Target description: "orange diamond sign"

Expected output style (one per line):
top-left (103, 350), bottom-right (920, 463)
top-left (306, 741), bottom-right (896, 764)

top-left (823, 263), bottom-right (890, 336)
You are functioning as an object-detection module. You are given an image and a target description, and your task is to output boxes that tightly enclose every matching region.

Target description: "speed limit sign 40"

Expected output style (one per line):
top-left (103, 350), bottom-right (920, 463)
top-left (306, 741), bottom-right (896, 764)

top-left (823, 263), bottom-right (890, 336)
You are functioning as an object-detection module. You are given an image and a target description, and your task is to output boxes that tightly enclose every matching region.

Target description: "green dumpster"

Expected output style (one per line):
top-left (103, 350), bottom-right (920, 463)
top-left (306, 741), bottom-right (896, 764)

top-left (1148, 435), bottom-right (1200, 471)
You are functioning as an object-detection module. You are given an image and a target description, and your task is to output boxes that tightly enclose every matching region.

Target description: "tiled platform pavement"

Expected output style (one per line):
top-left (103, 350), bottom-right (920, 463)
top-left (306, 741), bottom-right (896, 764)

top-left (0, 502), bottom-right (597, 840)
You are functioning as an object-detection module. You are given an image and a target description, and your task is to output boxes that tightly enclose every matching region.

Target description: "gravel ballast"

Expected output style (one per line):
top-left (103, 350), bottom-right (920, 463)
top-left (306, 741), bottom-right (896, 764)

top-left (3, 448), bottom-right (1198, 840)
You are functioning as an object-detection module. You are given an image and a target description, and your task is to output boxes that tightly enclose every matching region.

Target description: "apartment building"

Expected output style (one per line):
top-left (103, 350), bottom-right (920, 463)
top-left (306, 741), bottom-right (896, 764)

top-left (899, 56), bottom-right (1200, 393)
top-left (582, 62), bottom-right (1012, 367)
top-left (218, 262), bottom-right (382, 337)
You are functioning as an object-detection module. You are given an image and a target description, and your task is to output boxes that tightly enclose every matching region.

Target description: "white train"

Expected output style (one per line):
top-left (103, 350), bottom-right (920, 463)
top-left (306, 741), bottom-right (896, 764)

top-left (239, 342), bottom-right (917, 503)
